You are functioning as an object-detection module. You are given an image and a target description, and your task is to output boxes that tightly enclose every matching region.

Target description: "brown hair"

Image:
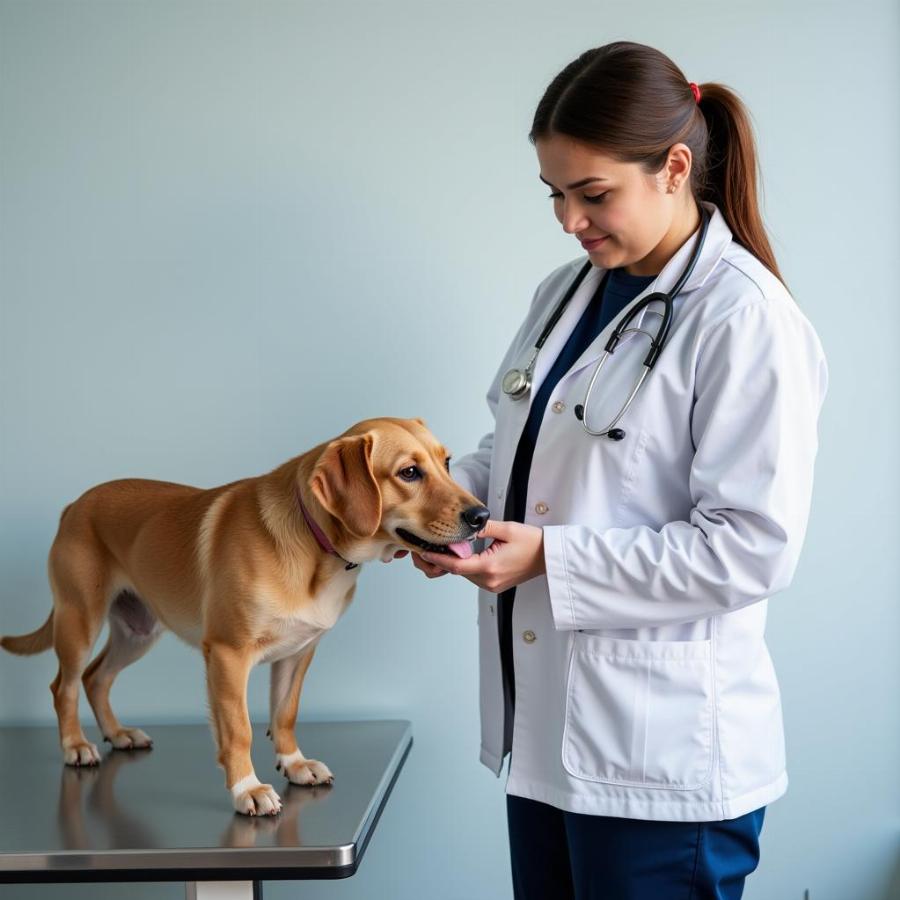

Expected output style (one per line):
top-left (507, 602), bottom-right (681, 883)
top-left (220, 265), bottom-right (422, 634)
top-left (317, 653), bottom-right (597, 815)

top-left (529, 41), bottom-right (787, 290)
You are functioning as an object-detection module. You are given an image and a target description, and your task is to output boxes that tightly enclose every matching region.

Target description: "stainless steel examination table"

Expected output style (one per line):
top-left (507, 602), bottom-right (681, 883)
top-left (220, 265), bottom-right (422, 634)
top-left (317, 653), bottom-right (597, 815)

top-left (0, 719), bottom-right (413, 899)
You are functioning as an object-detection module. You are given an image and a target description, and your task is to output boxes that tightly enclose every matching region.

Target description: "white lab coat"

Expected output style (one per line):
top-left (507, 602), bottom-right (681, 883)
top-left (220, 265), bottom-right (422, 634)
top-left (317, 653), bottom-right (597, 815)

top-left (450, 200), bottom-right (828, 822)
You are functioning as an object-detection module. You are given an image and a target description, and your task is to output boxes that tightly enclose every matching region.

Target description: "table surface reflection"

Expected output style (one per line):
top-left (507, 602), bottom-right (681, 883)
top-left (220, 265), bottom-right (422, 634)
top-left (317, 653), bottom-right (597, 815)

top-left (0, 720), bottom-right (412, 883)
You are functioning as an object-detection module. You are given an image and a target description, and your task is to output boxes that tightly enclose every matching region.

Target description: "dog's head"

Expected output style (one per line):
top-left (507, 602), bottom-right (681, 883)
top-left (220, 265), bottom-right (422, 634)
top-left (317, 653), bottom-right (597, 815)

top-left (307, 417), bottom-right (489, 564)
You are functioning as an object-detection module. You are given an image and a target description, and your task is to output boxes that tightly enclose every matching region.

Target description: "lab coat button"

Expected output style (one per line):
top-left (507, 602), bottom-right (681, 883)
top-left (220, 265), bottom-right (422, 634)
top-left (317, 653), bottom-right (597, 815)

top-left (534, 502), bottom-right (549, 515)
top-left (552, 401), bottom-right (565, 413)
top-left (523, 630), bottom-right (536, 643)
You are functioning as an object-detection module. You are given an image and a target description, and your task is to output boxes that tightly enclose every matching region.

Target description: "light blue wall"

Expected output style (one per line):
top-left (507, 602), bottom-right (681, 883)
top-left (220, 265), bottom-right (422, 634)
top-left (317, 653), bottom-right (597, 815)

top-left (1, 2), bottom-right (897, 899)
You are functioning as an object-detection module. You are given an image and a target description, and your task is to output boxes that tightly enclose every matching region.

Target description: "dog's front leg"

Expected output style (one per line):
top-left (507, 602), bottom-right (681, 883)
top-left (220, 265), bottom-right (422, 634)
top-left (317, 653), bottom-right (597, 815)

top-left (268, 644), bottom-right (334, 786)
top-left (204, 640), bottom-right (282, 816)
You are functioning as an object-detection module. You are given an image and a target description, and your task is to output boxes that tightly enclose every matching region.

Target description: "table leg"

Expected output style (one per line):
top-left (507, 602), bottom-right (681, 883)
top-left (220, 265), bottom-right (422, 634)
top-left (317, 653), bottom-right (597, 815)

top-left (185, 880), bottom-right (262, 900)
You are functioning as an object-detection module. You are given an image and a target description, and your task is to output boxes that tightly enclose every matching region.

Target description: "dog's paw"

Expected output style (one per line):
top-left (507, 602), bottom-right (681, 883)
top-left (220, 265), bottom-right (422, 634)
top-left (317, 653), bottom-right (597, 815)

top-left (277, 751), bottom-right (334, 786)
top-left (104, 728), bottom-right (153, 750)
top-left (62, 739), bottom-right (101, 767)
top-left (231, 774), bottom-right (282, 816)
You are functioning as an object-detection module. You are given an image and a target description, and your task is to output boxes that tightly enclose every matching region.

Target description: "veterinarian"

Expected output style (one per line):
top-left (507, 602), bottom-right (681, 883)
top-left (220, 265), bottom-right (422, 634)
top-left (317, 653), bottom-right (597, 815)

top-left (411, 41), bottom-right (828, 899)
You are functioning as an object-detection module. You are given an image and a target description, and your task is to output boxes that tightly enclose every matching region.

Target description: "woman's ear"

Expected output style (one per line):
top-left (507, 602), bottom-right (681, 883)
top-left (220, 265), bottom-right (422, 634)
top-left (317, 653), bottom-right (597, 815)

top-left (309, 433), bottom-right (382, 538)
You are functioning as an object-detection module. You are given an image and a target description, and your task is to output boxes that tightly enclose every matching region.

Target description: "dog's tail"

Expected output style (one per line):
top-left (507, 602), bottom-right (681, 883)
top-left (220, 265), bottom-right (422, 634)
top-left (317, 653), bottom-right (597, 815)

top-left (0, 610), bottom-right (55, 656)
top-left (2, 502), bottom-right (74, 657)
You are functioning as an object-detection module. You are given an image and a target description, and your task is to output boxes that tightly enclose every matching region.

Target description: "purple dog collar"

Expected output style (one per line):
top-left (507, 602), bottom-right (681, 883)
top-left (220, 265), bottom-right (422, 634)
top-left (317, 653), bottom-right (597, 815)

top-left (297, 490), bottom-right (359, 571)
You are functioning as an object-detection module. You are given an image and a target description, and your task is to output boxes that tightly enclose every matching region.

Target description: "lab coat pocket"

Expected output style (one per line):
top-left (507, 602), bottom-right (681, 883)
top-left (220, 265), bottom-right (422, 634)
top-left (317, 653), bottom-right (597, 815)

top-left (562, 633), bottom-right (714, 790)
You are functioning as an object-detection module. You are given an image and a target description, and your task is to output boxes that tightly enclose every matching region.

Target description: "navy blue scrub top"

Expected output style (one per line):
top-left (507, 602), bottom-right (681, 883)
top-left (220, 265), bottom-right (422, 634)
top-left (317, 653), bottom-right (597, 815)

top-left (498, 264), bottom-right (657, 728)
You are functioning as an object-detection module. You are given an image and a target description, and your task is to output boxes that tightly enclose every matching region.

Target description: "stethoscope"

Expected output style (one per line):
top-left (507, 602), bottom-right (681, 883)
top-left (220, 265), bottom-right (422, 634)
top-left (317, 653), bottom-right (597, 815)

top-left (501, 204), bottom-right (711, 440)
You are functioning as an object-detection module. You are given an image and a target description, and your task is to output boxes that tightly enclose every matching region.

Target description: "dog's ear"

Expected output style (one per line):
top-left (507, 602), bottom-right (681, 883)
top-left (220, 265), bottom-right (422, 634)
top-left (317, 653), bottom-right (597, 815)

top-left (309, 433), bottom-right (382, 538)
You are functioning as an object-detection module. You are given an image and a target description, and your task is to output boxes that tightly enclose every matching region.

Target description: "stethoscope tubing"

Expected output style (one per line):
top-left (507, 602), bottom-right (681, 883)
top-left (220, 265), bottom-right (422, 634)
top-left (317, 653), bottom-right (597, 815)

top-left (502, 205), bottom-right (712, 439)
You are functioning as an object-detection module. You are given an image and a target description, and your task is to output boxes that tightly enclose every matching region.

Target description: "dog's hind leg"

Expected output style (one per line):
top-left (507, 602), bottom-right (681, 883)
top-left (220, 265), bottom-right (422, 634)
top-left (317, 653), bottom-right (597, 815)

top-left (268, 643), bottom-right (334, 786)
top-left (48, 576), bottom-right (110, 767)
top-left (82, 591), bottom-right (163, 750)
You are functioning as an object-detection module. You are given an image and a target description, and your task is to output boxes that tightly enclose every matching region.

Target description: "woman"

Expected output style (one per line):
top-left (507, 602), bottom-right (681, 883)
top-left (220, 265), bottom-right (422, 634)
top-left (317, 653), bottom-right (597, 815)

top-left (411, 41), bottom-right (828, 898)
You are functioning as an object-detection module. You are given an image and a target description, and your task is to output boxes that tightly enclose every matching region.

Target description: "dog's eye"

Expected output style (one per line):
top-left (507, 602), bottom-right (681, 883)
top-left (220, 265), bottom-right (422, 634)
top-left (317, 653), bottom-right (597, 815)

top-left (445, 457), bottom-right (451, 472)
top-left (398, 466), bottom-right (422, 482)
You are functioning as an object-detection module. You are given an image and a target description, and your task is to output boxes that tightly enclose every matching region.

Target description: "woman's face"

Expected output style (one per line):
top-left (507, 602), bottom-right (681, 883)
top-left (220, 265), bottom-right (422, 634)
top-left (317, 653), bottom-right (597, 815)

top-left (534, 133), bottom-right (692, 276)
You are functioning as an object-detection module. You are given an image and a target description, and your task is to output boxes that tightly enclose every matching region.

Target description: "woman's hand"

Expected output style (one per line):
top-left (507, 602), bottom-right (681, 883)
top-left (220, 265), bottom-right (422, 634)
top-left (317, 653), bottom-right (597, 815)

top-left (418, 519), bottom-right (546, 593)
top-left (389, 547), bottom-right (447, 577)
top-left (410, 551), bottom-right (450, 579)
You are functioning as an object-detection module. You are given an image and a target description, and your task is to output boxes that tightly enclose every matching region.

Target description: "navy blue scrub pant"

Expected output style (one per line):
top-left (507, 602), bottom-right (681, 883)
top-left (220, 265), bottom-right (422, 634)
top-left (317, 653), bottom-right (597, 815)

top-left (506, 793), bottom-right (765, 900)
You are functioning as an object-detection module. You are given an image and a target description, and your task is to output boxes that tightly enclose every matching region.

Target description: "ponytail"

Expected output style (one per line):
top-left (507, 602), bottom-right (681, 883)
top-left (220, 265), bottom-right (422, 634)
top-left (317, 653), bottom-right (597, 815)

top-left (529, 41), bottom-right (788, 291)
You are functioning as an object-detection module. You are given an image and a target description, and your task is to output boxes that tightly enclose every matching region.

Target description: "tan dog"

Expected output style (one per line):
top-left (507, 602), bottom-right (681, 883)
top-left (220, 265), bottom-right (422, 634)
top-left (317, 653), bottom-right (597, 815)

top-left (1, 416), bottom-right (488, 815)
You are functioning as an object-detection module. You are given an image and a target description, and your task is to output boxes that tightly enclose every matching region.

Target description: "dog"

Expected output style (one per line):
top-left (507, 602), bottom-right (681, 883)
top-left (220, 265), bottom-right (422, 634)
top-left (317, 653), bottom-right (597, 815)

top-left (1, 416), bottom-right (488, 815)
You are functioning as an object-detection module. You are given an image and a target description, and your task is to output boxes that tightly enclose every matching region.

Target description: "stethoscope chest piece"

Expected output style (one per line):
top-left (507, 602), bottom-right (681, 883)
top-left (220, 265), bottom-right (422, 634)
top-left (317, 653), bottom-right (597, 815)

top-left (502, 347), bottom-right (539, 400)
top-left (501, 367), bottom-right (531, 400)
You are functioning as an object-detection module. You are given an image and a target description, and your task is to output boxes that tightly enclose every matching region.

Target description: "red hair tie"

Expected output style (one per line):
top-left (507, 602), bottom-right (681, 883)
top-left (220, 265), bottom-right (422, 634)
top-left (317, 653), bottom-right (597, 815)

top-left (689, 82), bottom-right (702, 104)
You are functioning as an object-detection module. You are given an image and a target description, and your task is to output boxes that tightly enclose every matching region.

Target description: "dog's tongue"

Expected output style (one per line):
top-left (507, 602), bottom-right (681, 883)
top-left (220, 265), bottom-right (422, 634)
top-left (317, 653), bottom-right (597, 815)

top-left (447, 541), bottom-right (474, 559)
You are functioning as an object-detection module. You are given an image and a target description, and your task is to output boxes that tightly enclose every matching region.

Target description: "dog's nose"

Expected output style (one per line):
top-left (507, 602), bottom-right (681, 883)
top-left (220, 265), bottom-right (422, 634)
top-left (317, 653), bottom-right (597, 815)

top-left (462, 505), bottom-right (490, 530)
